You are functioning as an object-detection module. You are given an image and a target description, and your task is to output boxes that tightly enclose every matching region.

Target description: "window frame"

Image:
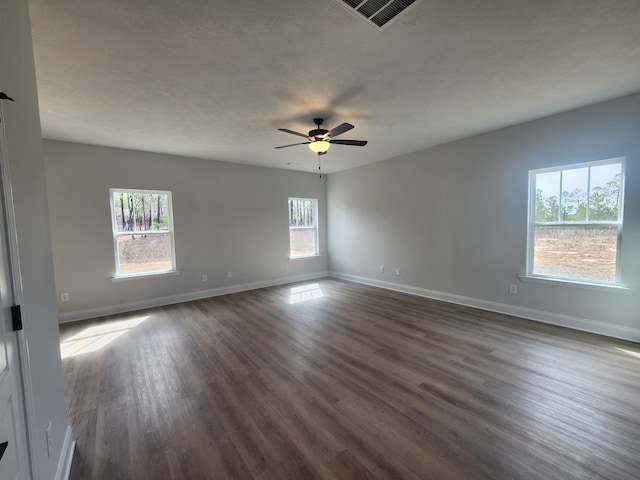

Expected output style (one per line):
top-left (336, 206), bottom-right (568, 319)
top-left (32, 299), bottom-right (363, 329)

top-left (526, 157), bottom-right (625, 286)
top-left (109, 188), bottom-right (177, 278)
top-left (288, 197), bottom-right (319, 259)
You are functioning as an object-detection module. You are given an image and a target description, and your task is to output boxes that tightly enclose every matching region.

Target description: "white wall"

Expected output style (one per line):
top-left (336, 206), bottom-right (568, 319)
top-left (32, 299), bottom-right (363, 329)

top-left (327, 93), bottom-right (640, 341)
top-left (44, 141), bottom-right (328, 320)
top-left (0, 0), bottom-right (71, 478)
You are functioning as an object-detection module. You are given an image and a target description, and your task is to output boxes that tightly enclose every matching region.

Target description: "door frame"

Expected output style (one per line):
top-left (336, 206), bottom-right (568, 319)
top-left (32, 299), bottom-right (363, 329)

top-left (0, 92), bottom-right (37, 479)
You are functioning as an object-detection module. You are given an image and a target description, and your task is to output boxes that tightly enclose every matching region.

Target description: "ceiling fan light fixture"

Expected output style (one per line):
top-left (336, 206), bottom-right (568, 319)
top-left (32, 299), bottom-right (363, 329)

top-left (309, 140), bottom-right (330, 153)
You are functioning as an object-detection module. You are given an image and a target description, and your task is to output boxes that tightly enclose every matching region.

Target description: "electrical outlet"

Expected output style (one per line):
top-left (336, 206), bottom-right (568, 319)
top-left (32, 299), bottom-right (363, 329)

top-left (227, 271), bottom-right (233, 279)
top-left (379, 266), bottom-right (384, 273)
top-left (46, 422), bottom-right (53, 457)
top-left (509, 284), bottom-right (517, 294)
top-left (202, 274), bottom-right (207, 282)
top-left (395, 268), bottom-right (400, 276)
top-left (60, 293), bottom-right (69, 302)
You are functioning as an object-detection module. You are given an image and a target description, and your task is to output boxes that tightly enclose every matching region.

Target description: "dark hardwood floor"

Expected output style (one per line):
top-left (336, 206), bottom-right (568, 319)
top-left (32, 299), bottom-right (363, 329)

top-left (59, 278), bottom-right (640, 479)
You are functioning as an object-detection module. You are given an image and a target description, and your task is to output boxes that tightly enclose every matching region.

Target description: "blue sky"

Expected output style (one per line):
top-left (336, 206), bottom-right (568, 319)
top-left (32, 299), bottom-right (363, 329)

top-left (536, 163), bottom-right (621, 200)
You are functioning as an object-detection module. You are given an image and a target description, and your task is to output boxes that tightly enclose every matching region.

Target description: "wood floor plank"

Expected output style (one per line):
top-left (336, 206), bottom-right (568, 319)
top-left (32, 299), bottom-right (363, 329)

top-left (60, 278), bottom-right (640, 479)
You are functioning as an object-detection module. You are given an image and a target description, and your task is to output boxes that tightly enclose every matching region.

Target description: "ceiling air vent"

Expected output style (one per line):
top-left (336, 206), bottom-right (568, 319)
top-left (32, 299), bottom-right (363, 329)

top-left (334, 0), bottom-right (420, 30)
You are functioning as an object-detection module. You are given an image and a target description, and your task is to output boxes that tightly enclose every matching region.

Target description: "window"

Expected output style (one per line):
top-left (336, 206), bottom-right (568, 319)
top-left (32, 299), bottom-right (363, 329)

top-left (288, 197), bottom-right (318, 258)
top-left (527, 158), bottom-right (624, 285)
top-left (110, 189), bottom-right (176, 277)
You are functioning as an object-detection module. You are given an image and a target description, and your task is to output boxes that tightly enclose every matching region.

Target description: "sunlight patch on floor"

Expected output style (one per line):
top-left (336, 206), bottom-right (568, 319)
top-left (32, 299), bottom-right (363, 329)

top-left (290, 283), bottom-right (323, 304)
top-left (615, 347), bottom-right (640, 360)
top-left (61, 315), bottom-right (149, 359)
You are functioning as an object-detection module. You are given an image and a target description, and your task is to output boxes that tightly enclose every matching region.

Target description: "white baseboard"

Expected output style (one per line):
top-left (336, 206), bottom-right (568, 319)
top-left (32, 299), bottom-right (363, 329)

top-left (329, 271), bottom-right (640, 343)
top-left (55, 425), bottom-right (75, 480)
top-left (58, 269), bottom-right (639, 343)
top-left (58, 271), bottom-right (329, 323)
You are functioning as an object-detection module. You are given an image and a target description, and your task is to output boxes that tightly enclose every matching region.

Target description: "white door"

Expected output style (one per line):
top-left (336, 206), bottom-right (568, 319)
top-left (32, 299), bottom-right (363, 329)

top-left (0, 99), bottom-right (31, 479)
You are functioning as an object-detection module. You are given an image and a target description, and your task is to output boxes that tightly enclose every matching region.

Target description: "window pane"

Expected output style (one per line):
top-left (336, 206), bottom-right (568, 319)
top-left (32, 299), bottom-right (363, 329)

top-left (289, 199), bottom-right (315, 227)
top-left (589, 164), bottom-right (622, 221)
top-left (560, 167), bottom-right (588, 221)
top-left (534, 171), bottom-right (560, 222)
top-left (289, 227), bottom-right (317, 257)
top-left (112, 192), bottom-right (170, 232)
top-left (533, 225), bottom-right (617, 283)
top-left (117, 233), bottom-right (172, 275)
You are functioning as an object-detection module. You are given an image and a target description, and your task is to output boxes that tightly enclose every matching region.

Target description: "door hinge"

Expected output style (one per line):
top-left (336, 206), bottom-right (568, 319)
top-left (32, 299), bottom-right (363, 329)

top-left (11, 305), bottom-right (22, 331)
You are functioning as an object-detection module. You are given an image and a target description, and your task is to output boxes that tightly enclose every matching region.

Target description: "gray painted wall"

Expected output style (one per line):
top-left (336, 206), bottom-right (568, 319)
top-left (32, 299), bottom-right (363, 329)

top-left (0, 0), bottom-right (70, 477)
top-left (327, 94), bottom-right (640, 339)
top-left (44, 140), bottom-right (328, 318)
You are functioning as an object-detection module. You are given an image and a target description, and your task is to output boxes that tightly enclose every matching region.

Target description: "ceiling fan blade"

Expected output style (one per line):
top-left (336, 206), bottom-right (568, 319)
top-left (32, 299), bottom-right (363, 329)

top-left (278, 128), bottom-right (309, 139)
top-left (329, 139), bottom-right (367, 146)
top-left (328, 122), bottom-right (354, 138)
top-left (275, 142), bottom-right (311, 149)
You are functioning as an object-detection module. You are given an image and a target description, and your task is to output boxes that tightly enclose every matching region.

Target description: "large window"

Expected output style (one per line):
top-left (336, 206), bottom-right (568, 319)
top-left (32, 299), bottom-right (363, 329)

top-left (110, 189), bottom-right (176, 277)
top-left (527, 158), bottom-right (624, 285)
top-left (288, 197), bottom-right (318, 258)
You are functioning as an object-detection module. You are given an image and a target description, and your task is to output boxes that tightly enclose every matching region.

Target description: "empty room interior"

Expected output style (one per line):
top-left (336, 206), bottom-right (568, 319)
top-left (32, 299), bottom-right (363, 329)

top-left (1, 0), bottom-right (639, 479)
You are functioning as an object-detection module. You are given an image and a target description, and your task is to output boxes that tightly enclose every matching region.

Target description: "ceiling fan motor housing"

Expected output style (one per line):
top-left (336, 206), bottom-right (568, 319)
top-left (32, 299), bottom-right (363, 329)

top-left (309, 128), bottom-right (329, 141)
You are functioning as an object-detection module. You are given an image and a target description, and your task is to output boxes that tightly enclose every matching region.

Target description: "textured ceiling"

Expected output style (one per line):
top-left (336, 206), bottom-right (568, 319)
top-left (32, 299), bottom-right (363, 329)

top-left (28, 0), bottom-right (640, 174)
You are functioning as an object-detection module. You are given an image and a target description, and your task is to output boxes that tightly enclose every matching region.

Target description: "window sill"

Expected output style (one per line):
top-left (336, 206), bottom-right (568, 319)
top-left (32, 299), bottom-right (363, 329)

top-left (288, 254), bottom-right (321, 261)
top-left (111, 270), bottom-right (182, 282)
top-left (518, 275), bottom-right (630, 294)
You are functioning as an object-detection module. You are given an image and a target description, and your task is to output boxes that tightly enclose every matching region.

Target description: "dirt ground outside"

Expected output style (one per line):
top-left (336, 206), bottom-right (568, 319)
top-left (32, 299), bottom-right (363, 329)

top-left (117, 227), bottom-right (616, 282)
top-left (117, 234), bottom-right (172, 274)
top-left (118, 229), bottom-right (318, 274)
top-left (290, 228), bottom-right (316, 257)
top-left (533, 226), bottom-right (617, 283)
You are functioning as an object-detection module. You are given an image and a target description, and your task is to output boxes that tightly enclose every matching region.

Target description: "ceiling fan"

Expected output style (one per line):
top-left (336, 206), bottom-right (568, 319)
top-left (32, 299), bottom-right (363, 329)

top-left (275, 118), bottom-right (367, 155)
